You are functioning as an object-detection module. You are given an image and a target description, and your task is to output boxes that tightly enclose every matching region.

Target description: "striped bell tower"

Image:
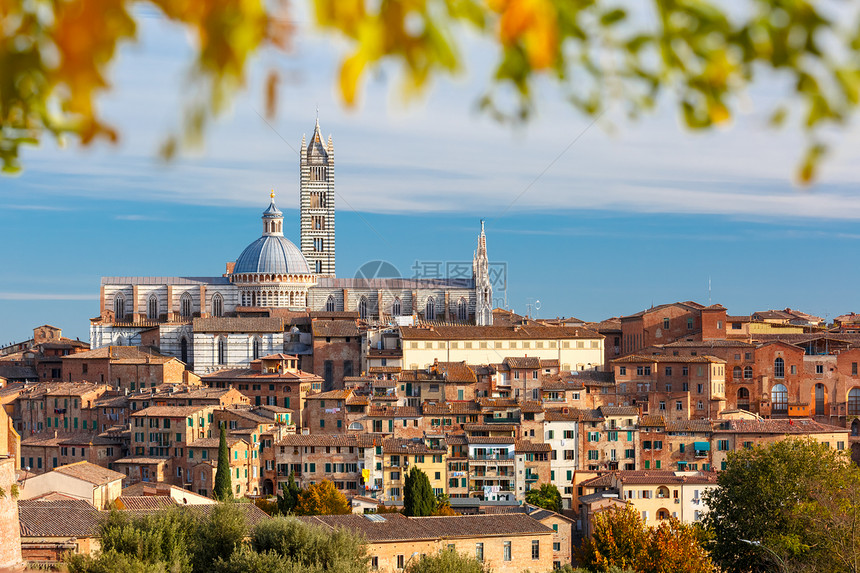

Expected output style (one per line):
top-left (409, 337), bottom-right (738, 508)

top-left (299, 114), bottom-right (336, 276)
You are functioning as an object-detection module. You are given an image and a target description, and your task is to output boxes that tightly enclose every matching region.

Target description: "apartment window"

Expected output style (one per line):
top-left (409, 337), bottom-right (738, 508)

top-left (665, 366), bottom-right (672, 376)
top-left (853, 362), bottom-right (858, 376)
top-left (682, 367), bottom-right (689, 376)
top-left (396, 555), bottom-right (405, 569)
top-left (816, 364), bottom-right (824, 374)
top-left (791, 365), bottom-right (797, 375)
top-left (697, 384), bottom-right (703, 394)
top-left (675, 401), bottom-right (683, 411)
top-left (744, 366), bottom-right (753, 379)
top-left (370, 556), bottom-right (379, 570)
top-left (503, 541), bottom-right (512, 561)
top-left (619, 366), bottom-right (626, 376)
top-left (532, 540), bottom-right (540, 560)
top-left (772, 384), bottom-right (788, 412)
top-left (663, 318), bottom-right (670, 329)
top-left (659, 401), bottom-right (666, 410)
top-left (476, 543), bottom-right (484, 562)
top-left (687, 318), bottom-right (693, 330)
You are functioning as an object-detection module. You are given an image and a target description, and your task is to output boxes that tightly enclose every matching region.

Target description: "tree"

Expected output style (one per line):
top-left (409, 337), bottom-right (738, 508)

top-left (525, 483), bottom-right (563, 513)
top-left (4, 0), bottom-right (860, 179)
top-left (403, 466), bottom-right (435, 517)
top-left (702, 438), bottom-right (852, 573)
top-left (277, 472), bottom-right (301, 515)
top-left (213, 426), bottom-right (233, 501)
top-left (191, 503), bottom-right (248, 572)
top-left (404, 547), bottom-right (488, 573)
top-left (249, 516), bottom-right (369, 573)
top-left (578, 506), bottom-right (714, 573)
top-left (294, 480), bottom-right (351, 515)
top-left (578, 506), bottom-right (649, 572)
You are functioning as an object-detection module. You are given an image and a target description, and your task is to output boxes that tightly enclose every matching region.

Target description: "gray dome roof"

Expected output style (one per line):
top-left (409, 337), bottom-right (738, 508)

top-left (234, 235), bottom-right (311, 275)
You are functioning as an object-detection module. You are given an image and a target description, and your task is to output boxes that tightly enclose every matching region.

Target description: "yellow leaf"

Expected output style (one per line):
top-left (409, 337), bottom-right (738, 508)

top-left (339, 52), bottom-right (366, 106)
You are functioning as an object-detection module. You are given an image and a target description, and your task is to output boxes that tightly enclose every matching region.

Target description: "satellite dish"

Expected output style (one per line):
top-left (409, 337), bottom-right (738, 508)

top-left (535, 300), bottom-right (542, 312)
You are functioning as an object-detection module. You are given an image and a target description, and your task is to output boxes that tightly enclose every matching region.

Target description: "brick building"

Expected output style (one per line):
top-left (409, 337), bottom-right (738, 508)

top-left (620, 302), bottom-right (727, 355)
top-left (62, 346), bottom-right (189, 390)
top-left (311, 318), bottom-right (361, 390)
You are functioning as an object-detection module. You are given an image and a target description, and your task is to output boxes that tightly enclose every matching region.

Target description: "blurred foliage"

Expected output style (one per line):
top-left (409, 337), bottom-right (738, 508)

top-left (3, 0), bottom-right (860, 181)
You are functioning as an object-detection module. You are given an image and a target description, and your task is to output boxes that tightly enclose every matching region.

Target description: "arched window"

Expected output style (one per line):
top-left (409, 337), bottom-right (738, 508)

top-left (358, 297), bottom-right (368, 320)
top-left (180, 338), bottom-right (188, 364)
top-left (147, 295), bottom-right (158, 320)
top-left (737, 387), bottom-right (750, 410)
top-left (114, 294), bottom-right (125, 320)
top-left (252, 337), bottom-right (262, 360)
top-left (458, 298), bottom-right (467, 321)
top-left (732, 366), bottom-right (741, 380)
top-left (744, 366), bottom-right (753, 379)
top-left (212, 293), bottom-right (223, 317)
top-left (425, 297), bottom-right (435, 320)
top-left (180, 292), bottom-right (193, 318)
top-left (325, 296), bottom-right (336, 312)
top-left (217, 337), bottom-right (227, 365)
top-left (772, 383), bottom-right (788, 412)
top-left (774, 357), bottom-right (785, 379)
top-left (392, 297), bottom-right (401, 317)
top-left (849, 388), bottom-right (860, 416)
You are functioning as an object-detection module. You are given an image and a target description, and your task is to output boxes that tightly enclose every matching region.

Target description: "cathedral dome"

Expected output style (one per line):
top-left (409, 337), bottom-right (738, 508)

top-left (233, 193), bottom-right (311, 275)
top-left (234, 235), bottom-right (310, 275)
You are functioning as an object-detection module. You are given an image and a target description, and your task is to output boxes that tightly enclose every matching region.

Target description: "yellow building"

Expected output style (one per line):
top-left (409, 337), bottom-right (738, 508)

top-left (399, 324), bottom-right (604, 372)
top-left (381, 438), bottom-right (447, 502)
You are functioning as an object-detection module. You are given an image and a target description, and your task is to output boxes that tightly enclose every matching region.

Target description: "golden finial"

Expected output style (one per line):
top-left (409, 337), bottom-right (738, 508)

top-left (270, 189), bottom-right (275, 199)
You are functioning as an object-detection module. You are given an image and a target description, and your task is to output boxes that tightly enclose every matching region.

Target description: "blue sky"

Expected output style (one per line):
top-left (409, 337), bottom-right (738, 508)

top-left (3, 6), bottom-right (860, 344)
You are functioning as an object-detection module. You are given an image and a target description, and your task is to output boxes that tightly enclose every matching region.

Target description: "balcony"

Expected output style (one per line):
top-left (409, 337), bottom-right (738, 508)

top-left (469, 453), bottom-right (514, 461)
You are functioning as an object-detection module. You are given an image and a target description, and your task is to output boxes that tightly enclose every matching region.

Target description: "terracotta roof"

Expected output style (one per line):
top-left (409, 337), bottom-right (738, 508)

top-left (615, 470), bottom-right (719, 485)
top-left (639, 415), bottom-right (666, 427)
top-left (463, 424), bottom-right (516, 432)
top-left (202, 368), bottom-right (320, 381)
top-left (112, 456), bottom-right (172, 465)
top-left (383, 438), bottom-right (447, 454)
top-left (543, 410), bottom-right (580, 422)
top-left (400, 325), bottom-right (603, 341)
top-left (436, 362), bottom-right (477, 383)
top-left (193, 317), bottom-right (283, 333)
top-left (306, 389), bottom-right (352, 400)
top-left (515, 440), bottom-right (551, 452)
top-left (422, 401), bottom-right (481, 415)
top-left (131, 405), bottom-right (211, 417)
top-left (622, 302), bottom-right (705, 319)
top-left (21, 432), bottom-right (120, 447)
top-left (661, 340), bottom-right (756, 348)
top-left (666, 420), bottom-right (713, 433)
top-left (580, 473), bottom-right (614, 488)
top-left (312, 320), bottom-right (360, 338)
top-left (599, 406), bottom-right (639, 418)
top-left (613, 354), bottom-right (725, 364)
top-left (466, 436), bottom-right (515, 445)
top-left (52, 461), bottom-right (125, 485)
top-left (505, 356), bottom-right (541, 369)
top-left (299, 513), bottom-right (552, 542)
top-left (115, 496), bottom-right (178, 510)
top-left (62, 345), bottom-right (174, 363)
top-left (368, 366), bottom-right (402, 374)
top-left (277, 434), bottom-right (376, 447)
top-left (713, 418), bottom-right (849, 434)
top-left (520, 401), bottom-right (544, 413)
top-left (18, 499), bottom-right (102, 537)
top-left (367, 406), bottom-right (419, 418)
top-left (188, 436), bottom-right (247, 449)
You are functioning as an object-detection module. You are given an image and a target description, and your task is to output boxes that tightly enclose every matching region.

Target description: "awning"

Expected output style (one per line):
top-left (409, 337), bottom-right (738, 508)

top-left (677, 461), bottom-right (688, 467)
top-left (694, 442), bottom-right (710, 451)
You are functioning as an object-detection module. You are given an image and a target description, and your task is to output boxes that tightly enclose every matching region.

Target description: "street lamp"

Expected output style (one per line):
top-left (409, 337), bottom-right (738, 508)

top-left (740, 539), bottom-right (787, 573)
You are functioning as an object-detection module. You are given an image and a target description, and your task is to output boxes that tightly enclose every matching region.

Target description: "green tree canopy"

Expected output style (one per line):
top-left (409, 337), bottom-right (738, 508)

top-left (403, 466), bottom-right (436, 517)
top-left (214, 426), bottom-right (233, 501)
top-left (404, 547), bottom-right (488, 573)
top-left (277, 471), bottom-right (301, 515)
top-left (703, 438), bottom-right (859, 573)
top-left (525, 482), bottom-right (563, 513)
top-left (4, 0), bottom-right (860, 179)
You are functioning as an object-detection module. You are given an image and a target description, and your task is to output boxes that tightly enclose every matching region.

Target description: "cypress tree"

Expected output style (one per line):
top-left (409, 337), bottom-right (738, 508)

top-left (213, 426), bottom-right (232, 501)
top-left (277, 471), bottom-right (301, 514)
top-left (403, 466), bottom-right (435, 516)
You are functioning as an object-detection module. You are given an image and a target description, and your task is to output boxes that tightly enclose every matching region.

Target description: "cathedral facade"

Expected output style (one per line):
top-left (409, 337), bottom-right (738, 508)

top-left (91, 118), bottom-right (493, 373)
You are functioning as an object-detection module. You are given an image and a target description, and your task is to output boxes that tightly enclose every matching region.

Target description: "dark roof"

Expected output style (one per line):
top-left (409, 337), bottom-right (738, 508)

top-left (515, 440), bottom-right (551, 453)
top-left (312, 320), bottom-right (360, 338)
top-left (713, 418), bottom-right (849, 434)
top-left (599, 406), bottom-right (639, 418)
top-left (299, 513), bottom-right (552, 542)
top-left (18, 499), bottom-right (102, 537)
top-left (193, 317), bottom-right (283, 333)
